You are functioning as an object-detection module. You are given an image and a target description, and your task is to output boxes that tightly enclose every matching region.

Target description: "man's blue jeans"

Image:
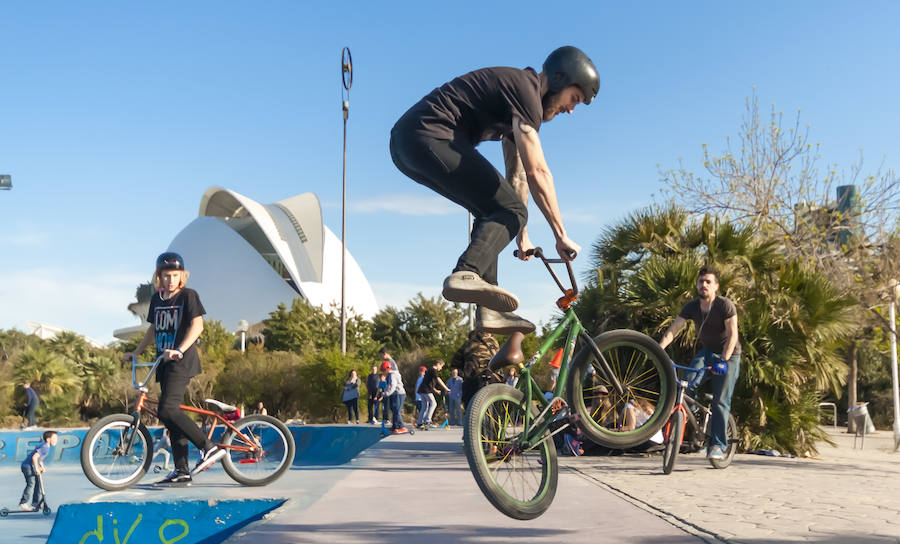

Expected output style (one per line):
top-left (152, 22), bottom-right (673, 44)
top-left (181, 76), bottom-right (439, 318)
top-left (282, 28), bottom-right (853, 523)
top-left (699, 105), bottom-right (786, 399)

top-left (390, 393), bottom-right (406, 430)
top-left (20, 464), bottom-right (42, 506)
top-left (688, 349), bottom-right (740, 450)
top-left (448, 396), bottom-right (462, 426)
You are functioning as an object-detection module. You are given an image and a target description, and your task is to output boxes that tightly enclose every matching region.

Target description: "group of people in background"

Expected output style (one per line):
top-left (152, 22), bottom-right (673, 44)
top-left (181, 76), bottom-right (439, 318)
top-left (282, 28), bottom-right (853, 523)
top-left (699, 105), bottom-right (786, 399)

top-left (340, 345), bottom-right (477, 431)
top-left (340, 347), bottom-right (410, 433)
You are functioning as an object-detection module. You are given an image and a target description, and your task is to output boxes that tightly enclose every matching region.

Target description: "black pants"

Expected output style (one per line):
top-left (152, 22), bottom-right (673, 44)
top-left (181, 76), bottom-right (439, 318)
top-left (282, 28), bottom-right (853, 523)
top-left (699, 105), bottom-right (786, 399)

top-left (390, 126), bottom-right (527, 285)
top-left (157, 368), bottom-right (212, 473)
top-left (344, 399), bottom-right (359, 422)
top-left (461, 376), bottom-right (483, 409)
top-left (367, 394), bottom-right (378, 421)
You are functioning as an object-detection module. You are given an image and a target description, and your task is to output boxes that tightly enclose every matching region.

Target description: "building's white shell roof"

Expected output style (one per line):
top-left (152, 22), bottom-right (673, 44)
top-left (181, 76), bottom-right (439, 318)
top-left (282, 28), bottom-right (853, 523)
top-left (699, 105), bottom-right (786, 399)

top-left (161, 187), bottom-right (378, 331)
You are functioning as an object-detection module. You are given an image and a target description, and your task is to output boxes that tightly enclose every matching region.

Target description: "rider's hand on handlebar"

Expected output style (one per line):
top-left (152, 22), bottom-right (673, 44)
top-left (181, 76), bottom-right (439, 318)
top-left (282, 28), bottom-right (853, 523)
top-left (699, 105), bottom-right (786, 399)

top-left (121, 352), bottom-right (134, 363)
top-left (163, 349), bottom-right (183, 361)
top-left (556, 235), bottom-right (580, 261)
top-left (516, 233), bottom-right (535, 261)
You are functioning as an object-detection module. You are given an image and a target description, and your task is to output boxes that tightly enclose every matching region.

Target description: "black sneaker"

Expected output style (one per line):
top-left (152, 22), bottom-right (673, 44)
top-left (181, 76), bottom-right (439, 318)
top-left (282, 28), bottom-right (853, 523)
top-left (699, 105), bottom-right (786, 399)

top-left (192, 445), bottom-right (227, 474)
top-left (156, 469), bottom-right (192, 486)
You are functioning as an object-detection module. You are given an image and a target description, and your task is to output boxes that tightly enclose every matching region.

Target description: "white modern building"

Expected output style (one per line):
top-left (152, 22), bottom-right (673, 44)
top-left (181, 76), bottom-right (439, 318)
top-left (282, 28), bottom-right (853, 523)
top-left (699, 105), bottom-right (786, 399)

top-left (114, 187), bottom-right (377, 339)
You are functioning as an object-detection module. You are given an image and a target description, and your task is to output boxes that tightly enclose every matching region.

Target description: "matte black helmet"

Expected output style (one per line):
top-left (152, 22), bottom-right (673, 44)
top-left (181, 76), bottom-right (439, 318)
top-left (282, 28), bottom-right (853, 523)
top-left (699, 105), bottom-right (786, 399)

top-left (542, 46), bottom-right (599, 105)
top-left (156, 252), bottom-right (184, 271)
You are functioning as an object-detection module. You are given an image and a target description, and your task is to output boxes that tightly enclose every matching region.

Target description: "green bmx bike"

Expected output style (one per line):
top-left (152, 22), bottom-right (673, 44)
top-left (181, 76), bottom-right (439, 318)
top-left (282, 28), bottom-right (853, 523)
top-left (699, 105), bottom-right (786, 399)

top-left (463, 248), bottom-right (677, 519)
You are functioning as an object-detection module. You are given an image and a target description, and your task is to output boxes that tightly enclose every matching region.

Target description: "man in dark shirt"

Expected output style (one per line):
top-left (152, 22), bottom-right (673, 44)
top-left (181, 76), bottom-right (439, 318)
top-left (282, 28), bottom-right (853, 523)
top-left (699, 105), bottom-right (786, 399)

top-left (22, 381), bottom-right (40, 429)
top-left (365, 364), bottom-right (380, 424)
top-left (659, 266), bottom-right (741, 460)
top-left (390, 46), bottom-right (599, 335)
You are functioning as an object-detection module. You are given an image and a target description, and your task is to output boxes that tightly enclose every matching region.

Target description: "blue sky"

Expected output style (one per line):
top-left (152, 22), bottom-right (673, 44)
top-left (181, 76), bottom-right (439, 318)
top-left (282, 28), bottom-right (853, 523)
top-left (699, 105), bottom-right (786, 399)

top-left (1, 2), bottom-right (898, 342)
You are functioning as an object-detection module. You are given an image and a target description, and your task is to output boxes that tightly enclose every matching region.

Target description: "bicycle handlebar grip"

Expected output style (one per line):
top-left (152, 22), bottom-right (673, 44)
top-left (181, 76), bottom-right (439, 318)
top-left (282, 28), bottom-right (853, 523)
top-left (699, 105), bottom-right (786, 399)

top-left (513, 247), bottom-right (543, 259)
top-left (563, 249), bottom-right (577, 260)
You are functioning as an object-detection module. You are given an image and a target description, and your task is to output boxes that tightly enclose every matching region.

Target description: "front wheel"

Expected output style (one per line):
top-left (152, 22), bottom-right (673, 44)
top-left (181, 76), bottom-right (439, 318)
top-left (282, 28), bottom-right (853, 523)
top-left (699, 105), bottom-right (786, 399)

top-left (662, 410), bottom-right (685, 474)
top-left (464, 384), bottom-right (558, 520)
top-left (566, 329), bottom-right (676, 448)
top-left (709, 413), bottom-right (738, 469)
top-left (221, 415), bottom-right (295, 486)
top-left (81, 414), bottom-right (153, 490)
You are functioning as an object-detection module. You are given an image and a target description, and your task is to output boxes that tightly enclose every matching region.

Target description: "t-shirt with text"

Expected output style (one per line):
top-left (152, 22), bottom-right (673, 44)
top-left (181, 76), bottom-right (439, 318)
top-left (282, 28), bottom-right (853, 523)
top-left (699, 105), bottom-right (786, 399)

top-left (147, 288), bottom-right (206, 380)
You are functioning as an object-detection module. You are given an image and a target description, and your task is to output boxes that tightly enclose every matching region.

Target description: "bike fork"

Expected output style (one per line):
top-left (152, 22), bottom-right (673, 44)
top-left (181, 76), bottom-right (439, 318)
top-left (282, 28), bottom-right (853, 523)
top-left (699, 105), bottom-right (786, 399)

top-left (123, 411), bottom-right (141, 455)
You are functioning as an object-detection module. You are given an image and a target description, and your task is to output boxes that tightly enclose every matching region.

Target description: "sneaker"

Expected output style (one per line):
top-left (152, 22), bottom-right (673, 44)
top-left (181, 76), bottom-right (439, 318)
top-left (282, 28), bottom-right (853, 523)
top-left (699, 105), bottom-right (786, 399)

top-left (391, 427), bottom-right (408, 434)
top-left (707, 446), bottom-right (724, 460)
top-left (442, 271), bottom-right (519, 312)
top-left (19, 502), bottom-right (34, 511)
top-left (156, 469), bottom-right (192, 486)
top-left (475, 307), bottom-right (536, 335)
top-left (192, 445), bottom-right (227, 474)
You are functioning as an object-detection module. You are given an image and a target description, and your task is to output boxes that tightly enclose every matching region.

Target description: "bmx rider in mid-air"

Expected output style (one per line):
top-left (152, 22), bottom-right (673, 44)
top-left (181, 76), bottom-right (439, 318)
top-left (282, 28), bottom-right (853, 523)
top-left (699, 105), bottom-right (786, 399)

top-left (390, 46), bottom-right (599, 335)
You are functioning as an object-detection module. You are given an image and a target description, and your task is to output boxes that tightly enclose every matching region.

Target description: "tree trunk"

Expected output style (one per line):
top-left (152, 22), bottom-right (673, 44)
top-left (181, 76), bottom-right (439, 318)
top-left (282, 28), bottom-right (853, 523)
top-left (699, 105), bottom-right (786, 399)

top-left (847, 340), bottom-right (858, 434)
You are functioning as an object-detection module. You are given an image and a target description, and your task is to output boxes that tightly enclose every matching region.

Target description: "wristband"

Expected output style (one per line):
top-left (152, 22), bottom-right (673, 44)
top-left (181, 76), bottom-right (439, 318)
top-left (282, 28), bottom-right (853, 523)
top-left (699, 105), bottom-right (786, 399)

top-left (175, 348), bottom-right (184, 355)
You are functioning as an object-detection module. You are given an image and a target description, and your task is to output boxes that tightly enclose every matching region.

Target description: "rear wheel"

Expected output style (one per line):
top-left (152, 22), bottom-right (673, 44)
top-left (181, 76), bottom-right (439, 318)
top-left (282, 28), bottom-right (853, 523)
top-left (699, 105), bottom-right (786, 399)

top-left (566, 329), bottom-right (676, 448)
top-left (709, 413), bottom-right (738, 469)
top-left (220, 415), bottom-right (295, 486)
top-left (464, 384), bottom-right (558, 520)
top-left (662, 410), bottom-right (685, 474)
top-left (81, 414), bottom-right (153, 490)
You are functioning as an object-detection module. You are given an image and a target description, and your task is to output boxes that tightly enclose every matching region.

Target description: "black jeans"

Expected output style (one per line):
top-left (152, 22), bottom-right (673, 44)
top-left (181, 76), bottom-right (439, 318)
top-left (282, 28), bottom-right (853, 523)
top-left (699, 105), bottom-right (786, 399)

top-left (344, 399), bottom-right (359, 422)
top-left (157, 367), bottom-right (213, 473)
top-left (390, 126), bottom-right (527, 285)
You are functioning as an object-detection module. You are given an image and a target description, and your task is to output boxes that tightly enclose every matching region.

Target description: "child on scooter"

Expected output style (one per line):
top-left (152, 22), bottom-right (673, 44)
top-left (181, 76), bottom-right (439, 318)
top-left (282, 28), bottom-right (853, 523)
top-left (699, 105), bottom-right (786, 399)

top-left (19, 430), bottom-right (57, 511)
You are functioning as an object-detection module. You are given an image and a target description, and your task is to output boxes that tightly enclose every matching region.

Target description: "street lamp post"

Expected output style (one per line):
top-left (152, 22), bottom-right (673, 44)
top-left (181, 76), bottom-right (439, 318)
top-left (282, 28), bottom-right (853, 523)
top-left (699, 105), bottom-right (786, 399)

top-left (340, 47), bottom-right (353, 355)
top-left (889, 282), bottom-right (900, 452)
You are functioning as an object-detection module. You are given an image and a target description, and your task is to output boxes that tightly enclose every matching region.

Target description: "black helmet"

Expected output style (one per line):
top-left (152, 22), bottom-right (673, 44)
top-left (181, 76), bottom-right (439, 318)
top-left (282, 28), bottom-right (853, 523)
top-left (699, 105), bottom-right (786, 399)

top-left (542, 46), bottom-right (599, 105)
top-left (156, 252), bottom-right (185, 271)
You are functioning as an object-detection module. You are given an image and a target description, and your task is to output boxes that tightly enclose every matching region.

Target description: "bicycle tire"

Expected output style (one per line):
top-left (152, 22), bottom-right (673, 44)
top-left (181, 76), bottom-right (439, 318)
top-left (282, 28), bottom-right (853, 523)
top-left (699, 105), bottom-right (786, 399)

top-left (662, 410), bottom-right (684, 474)
top-left (709, 413), bottom-right (738, 469)
top-left (464, 384), bottom-right (558, 520)
top-left (81, 413), bottom-right (153, 490)
top-left (220, 415), bottom-right (295, 486)
top-left (565, 329), bottom-right (676, 448)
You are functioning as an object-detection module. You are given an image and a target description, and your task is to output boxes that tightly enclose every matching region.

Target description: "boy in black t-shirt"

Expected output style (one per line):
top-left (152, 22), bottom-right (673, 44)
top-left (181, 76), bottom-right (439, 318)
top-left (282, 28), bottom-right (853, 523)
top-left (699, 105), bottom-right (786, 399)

top-left (416, 360), bottom-right (451, 429)
top-left (659, 266), bottom-right (741, 461)
top-left (123, 252), bottom-right (225, 485)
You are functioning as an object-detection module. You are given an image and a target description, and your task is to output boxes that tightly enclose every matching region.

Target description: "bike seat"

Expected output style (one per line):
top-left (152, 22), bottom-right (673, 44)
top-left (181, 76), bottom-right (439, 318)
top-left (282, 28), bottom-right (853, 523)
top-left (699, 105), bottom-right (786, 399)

top-left (204, 398), bottom-right (238, 413)
top-left (489, 331), bottom-right (525, 372)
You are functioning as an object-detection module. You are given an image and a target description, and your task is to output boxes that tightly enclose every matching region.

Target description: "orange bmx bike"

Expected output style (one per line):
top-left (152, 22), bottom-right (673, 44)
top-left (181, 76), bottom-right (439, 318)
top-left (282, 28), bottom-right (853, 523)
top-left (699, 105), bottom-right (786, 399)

top-left (80, 355), bottom-right (295, 490)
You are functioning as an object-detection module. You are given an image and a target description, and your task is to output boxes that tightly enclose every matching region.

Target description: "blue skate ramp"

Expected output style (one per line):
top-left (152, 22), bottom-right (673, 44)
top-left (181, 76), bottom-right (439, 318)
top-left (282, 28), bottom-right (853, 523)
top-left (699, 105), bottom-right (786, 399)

top-left (47, 498), bottom-right (286, 544)
top-left (1, 425), bottom-right (383, 468)
top-left (291, 426), bottom-right (383, 465)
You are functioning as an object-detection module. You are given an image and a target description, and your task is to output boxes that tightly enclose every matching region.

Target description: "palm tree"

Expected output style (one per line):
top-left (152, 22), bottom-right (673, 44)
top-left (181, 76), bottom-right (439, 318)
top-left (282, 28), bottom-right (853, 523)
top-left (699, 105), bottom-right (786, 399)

top-left (49, 331), bottom-right (92, 362)
top-left (576, 205), bottom-right (855, 454)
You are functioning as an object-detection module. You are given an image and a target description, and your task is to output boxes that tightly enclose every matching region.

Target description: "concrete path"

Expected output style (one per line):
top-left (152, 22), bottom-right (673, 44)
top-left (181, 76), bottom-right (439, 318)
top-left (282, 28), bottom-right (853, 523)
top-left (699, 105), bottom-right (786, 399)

top-left (566, 427), bottom-right (900, 543)
top-left (237, 427), bottom-right (700, 544)
top-left (4, 424), bottom-right (897, 543)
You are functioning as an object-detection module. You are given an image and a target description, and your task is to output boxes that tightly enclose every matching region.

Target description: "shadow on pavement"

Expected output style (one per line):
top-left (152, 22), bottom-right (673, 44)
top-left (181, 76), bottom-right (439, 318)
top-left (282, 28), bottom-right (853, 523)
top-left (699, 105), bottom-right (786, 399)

top-left (253, 522), bottom-right (702, 544)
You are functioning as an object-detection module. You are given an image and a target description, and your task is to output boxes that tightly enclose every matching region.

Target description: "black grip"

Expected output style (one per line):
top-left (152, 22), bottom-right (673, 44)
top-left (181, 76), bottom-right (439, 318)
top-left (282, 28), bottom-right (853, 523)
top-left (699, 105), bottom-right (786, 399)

top-left (513, 247), bottom-right (543, 259)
